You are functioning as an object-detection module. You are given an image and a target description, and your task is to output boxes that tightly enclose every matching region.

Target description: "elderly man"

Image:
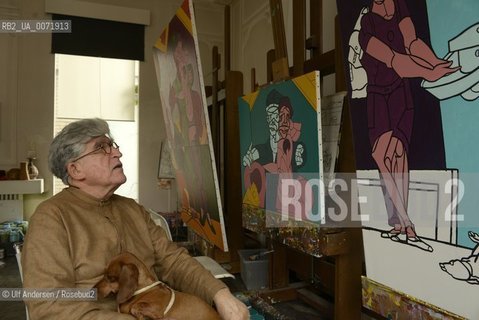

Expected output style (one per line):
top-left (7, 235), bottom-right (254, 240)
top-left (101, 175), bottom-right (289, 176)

top-left (22, 118), bottom-right (248, 320)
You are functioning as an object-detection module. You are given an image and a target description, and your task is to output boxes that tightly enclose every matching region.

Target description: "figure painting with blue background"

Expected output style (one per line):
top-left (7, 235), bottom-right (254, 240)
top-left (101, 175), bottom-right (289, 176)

top-left (342, 0), bottom-right (479, 250)
top-left (339, 0), bottom-right (479, 316)
top-left (357, 0), bottom-right (459, 251)
top-left (338, 0), bottom-right (479, 294)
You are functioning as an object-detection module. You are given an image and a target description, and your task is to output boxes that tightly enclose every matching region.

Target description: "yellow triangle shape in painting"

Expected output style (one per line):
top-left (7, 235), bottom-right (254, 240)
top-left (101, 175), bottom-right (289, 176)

top-left (241, 90), bottom-right (260, 111)
top-left (292, 71), bottom-right (319, 111)
top-left (176, 5), bottom-right (192, 35)
top-left (154, 26), bottom-right (169, 52)
top-left (243, 183), bottom-right (260, 206)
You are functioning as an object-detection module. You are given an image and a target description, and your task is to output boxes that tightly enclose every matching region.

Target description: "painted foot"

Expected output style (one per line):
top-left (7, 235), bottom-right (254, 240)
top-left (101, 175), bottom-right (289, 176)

top-left (407, 235), bottom-right (433, 252)
top-left (380, 225), bottom-right (402, 238)
top-left (405, 225), bottom-right (419, 242)
top-left (385, 229), bottom-right (434, 252)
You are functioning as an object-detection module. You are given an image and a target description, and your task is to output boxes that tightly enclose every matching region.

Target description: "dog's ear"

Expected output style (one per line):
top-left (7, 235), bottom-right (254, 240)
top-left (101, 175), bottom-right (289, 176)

top-left (94, 277), bottom-right (114, 299)
top-left (95, 258), bottom-right (123, 299)
top-left (94, 269), bottom-right (118, 299)
top-left (117, 263), bottom-right (139, 304)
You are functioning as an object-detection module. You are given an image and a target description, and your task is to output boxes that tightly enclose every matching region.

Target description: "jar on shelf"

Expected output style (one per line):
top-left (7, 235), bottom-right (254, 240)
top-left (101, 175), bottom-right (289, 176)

top-left (27, 157), bottom-right (39, 179)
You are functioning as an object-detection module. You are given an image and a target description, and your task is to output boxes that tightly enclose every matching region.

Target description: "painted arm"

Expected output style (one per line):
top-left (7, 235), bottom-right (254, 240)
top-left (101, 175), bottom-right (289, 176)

top-left (289, 121), bottom-right (301, 142)
top-left (264, 162), bottom-right (279, 173)
top-left (400, 17), bottom-right (444, 67)
top-left (366, 35), bottom-right (459, 82)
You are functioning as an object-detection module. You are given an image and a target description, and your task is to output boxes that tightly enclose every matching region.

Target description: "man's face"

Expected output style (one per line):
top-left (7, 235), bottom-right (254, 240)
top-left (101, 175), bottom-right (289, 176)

top-left (74, 136), bottom-right (126, 191)
top-left (279, 105), bottom-right (291, 138)
top-left (266, 104), bottom-right (279, 137)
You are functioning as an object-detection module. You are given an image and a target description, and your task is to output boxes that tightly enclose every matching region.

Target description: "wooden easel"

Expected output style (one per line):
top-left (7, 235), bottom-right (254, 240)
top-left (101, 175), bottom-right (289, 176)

top-left (206, 5), bottom-right (245, 272)
top-left (254, 1), bottom-right (363, 319)
top-left (206, 2), bottom-right (363, 319)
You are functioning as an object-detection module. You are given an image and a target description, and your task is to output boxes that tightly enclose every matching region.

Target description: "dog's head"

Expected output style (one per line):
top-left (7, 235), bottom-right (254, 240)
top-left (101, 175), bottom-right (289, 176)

top-left (95, 255), bottom-right (140, 304)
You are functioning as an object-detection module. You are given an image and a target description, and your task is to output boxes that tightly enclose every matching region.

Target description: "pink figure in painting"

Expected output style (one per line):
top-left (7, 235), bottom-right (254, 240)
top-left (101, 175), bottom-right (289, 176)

top-left (170, 37), bottom-right (213, 234)
top-left (359, 0), bottom-right (459, 248)
top-left (169, 39), bottom-right (206, 147)
top-left (263, 97), bottom-right (309, 219)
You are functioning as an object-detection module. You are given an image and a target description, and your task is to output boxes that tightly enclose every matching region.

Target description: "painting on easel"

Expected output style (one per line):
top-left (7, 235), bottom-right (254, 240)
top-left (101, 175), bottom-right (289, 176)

top-left (152, 0), bottom-right (227, 251)
top-left (238, 71), bottom-right (326, 256)
top-left (337, 0), bottom-right (479, 318)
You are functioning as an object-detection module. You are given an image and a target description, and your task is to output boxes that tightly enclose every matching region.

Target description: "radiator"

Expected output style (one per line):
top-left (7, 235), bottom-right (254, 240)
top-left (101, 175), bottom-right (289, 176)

top-left (0, 179), bottom-right (44, 222)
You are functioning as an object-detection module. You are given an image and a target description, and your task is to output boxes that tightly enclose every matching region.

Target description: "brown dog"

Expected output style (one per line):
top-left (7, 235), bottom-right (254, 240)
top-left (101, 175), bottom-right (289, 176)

top-left (95, 252), bottom-right (221, 320)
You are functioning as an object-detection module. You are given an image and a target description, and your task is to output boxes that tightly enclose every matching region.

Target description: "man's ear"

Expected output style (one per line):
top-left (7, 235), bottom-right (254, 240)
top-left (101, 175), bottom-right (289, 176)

top-left (117, 263), bottom-right (139, 304)
top-left (66, 162), bottom-right (85, 181)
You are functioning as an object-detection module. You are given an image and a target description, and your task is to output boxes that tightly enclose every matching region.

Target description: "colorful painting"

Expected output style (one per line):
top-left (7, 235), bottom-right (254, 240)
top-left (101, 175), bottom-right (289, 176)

top-left (337, 0), bottom-right (479, 318)
top-left (238, 71), bottom-right (325, 256)
top-left (362, 277), bottom-right (465, 320)
top-left (152, 0), bottom-right (227, 251)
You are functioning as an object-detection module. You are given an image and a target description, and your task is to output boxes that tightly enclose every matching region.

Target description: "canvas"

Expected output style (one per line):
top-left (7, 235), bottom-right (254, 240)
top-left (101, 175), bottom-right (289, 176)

top-left (152, 0), bottom-right (227, 251)
top-left (337, 0), bottom-right (479, 318)
top-left (238, 71), bottom-right (327, 256)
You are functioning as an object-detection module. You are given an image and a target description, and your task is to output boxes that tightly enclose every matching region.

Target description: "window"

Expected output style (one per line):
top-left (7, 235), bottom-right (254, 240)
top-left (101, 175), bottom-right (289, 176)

top-left (53, 54), bottom-right (139, 200)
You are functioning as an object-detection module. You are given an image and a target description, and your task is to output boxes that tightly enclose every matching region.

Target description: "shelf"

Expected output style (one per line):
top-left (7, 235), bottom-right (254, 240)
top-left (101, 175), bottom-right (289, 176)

top-left (0, 179), bottom-right (44, 195)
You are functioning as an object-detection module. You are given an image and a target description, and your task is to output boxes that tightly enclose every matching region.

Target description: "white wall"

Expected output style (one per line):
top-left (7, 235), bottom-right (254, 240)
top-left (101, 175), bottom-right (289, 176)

top-left (16, 0), bottom-right (56, 218)
top-left (230, 0), bottom-right (274, 90)
top-left (229, 0), bottom-right (337, 94)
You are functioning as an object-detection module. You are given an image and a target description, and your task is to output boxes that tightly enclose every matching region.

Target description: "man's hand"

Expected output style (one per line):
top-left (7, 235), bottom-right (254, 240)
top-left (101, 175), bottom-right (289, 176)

top-left (213, 288), bottom-right (249, 320)
top-left (295, 143), bottom-right (305, 166)
top-left (242, 144), bottom-right (259, 167)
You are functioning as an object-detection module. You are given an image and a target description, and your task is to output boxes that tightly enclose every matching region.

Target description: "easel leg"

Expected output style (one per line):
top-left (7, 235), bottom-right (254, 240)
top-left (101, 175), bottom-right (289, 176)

top-left (334, 228), bottom-right (363, 320)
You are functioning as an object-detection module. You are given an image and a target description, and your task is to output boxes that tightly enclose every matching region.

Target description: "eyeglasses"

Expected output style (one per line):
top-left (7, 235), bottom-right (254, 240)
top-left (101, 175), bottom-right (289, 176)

top-left (72, 141), bottom-right (120, 162)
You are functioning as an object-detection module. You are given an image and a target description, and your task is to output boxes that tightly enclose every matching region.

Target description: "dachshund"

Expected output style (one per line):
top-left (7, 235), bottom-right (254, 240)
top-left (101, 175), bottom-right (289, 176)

top-left (95, 252), bottom-right (221, 320)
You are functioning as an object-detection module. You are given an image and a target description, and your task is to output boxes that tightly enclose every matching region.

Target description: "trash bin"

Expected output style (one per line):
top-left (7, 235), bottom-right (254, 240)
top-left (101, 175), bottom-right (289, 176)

top-left (238, 249), bottom-right (269, 290)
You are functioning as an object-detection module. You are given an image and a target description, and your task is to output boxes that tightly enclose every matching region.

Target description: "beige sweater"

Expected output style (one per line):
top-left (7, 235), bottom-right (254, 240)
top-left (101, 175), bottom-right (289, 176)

top-left (22, 187), bottom-right (226, 320)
